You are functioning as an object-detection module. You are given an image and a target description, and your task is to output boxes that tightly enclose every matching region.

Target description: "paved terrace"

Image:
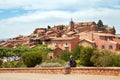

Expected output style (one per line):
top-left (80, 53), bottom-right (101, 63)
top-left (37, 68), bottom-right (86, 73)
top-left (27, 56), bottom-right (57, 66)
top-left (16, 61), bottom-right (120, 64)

top-left (0, 73), bottom-right (120, 80)
top-left (0, 67), bottom-right (120, 80)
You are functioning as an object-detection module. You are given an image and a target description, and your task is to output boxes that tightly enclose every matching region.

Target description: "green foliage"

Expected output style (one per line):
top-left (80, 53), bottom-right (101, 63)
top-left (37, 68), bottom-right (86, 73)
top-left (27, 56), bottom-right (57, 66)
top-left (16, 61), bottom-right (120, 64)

top-left (0, 44), bottom-right (50, 68)
top-left (97, 20), bottom-right (104, 27)
top-left (60, 51), bottom-right (71, 62)
top-left (22, 50), bottom-right (42, 67)
top-left (13, 46), bottom-right (30, 56)
top-left (72, 46), bottom-right (120, 67)
top-left (32, 44), bottom-right (50, 61)
top-left (2, 61), bottom-right (22, 68)
top-left (90, 50), bottom-right (120, 67)
top-left (1, 44), bottom-right (120, 68)
top-left (79, 47), bottom-right (97, 66)
top-left (112, 54), bottom-right (120, 67)
top-left (75, 60), bottom-right (81, 66)
top-left (33, 30), bottom-right (37, 34)
top-left (99, 51), bottom-right (115, 67)
top-left (0, 47), bottom-right (15, 57)
top-left (61, 25), bottom-right (65, 30)
top-left (47, 25), bottom-right (51, 29)
top-left (39, 62), bottom-right (62, 67)
top-left (72, 45), bottom-right (83, 60)
top-left (21, 44), bottom-right (50, 67)
top-left (0, 58), bottom-right (3, 67)
top-left (0, 46), bottom-right (29, 58)
top-left (45, 58), bottom-right (65, 66)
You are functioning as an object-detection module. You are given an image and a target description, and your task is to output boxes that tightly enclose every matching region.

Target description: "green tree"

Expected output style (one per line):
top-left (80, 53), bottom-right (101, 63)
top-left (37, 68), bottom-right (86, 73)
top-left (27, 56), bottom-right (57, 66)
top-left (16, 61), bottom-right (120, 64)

top-left (47, 25), bottom-right (51, 29)
top-left (2, 61), bottom-right (22, 68)
top-left (113, 54), bottom-right (120, 67)
top-left (61, 25), bottom-right (65, 30)
top-left (22, 50), bottom-right (42, 67)
top-left (60, 51), bottom-right (71, 62)
top-left (91, 50), bottom-right (116, 67)
top-left (0, 58), bottom-right (3, 67)
top-left (13, 46), bottom-right (30, 56)
top-left (32, 44), bottom-right (50, 61)
top-left (72, 45), bottom-right (83, 60)
top-left (97, 20), bottom-right (104, 27)
top-left (0, 47), bottom-right (15, 57)
top-left (33, 30), bottom-right (37, 34)
top-left (79, 47), bottom-right (97, 66)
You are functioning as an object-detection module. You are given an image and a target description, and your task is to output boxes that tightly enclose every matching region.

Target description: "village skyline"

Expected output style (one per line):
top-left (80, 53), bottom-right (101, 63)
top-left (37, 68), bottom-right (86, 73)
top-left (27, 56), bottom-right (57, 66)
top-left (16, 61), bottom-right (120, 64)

top-left (0, 19), bottom-right (120, 39)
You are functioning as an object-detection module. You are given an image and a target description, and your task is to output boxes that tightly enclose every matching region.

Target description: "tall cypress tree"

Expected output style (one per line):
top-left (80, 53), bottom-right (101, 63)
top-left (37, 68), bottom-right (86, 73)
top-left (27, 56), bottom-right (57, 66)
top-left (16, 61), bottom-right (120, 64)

top-left (97, 20), bottom-right (104, 27)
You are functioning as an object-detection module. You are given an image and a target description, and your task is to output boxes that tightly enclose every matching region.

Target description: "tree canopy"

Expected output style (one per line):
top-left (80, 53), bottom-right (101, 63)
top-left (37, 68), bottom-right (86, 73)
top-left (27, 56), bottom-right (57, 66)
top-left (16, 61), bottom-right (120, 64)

top-left (47, 25), bottom-right (51, 29)
top-left (22, 50), bottom-right (42, 67)
top-left (60, 51), bottom-right (71, 62)
top-left (97, 20), bottom-right (104, 27)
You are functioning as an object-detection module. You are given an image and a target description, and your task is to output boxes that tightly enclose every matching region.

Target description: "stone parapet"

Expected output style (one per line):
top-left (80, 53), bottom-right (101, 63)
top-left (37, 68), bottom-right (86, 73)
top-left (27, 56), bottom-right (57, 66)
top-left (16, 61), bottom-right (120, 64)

top-left (0, 67), bottom-right (120, 76)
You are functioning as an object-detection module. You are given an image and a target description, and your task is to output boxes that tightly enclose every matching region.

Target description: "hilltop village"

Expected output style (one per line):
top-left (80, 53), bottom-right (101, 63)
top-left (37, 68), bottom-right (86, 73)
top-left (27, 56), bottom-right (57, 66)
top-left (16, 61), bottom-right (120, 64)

top-left (0, 19), bottom-right (120, 57)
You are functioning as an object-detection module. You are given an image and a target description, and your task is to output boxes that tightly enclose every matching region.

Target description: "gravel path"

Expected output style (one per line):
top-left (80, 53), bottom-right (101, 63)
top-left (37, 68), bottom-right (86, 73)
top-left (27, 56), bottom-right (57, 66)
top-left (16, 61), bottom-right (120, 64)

top-left (0, 73), bottom-right (120, 80)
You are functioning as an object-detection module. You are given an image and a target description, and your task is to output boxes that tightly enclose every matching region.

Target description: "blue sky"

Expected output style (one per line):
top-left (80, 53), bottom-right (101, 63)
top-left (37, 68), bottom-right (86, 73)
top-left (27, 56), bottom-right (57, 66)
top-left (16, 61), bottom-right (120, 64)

top-left (0, 0), bottom-right (120, 39)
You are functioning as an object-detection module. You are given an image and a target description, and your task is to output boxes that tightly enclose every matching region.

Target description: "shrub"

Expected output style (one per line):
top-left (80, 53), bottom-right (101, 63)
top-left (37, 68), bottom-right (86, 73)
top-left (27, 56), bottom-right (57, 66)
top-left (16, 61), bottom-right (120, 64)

top-left (13, 46), bottom-right (30, 56)
top-left (22, 50), bottom-right (42, 67)
top-left (76, 60), bottom-right (81, 66)
top-left (60, 51), bottom-right (71, 62)
top-left (90, 50), bottom-right (117, 67)
top-left (39, 62), bottom-right (62, 67)
top-left (0, 58), bottom-right (3, 67)
top-left (31, 44), bottom-right (50, 61)
top-left (2, 61), bottom-right (22, 68)
top-left (72, 45), bottom-right (83, 60)
top-left (113, 54), bottom-right (120, 67)
top-left (80, 47), bottom-right (97, 66)
top-left (0, 47), bottom-right (15, 57)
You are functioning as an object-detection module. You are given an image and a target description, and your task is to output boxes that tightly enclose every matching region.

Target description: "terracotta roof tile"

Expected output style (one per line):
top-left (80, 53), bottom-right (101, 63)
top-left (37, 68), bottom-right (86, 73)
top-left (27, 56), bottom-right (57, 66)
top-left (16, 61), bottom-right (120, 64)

top-left (53, 37), bottom-right (76, 40)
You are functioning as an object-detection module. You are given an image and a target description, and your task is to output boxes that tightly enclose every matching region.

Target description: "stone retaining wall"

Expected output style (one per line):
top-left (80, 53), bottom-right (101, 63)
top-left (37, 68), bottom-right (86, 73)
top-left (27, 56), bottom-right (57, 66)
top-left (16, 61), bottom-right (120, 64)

top-left (0, 67), bottom-right (120, 76)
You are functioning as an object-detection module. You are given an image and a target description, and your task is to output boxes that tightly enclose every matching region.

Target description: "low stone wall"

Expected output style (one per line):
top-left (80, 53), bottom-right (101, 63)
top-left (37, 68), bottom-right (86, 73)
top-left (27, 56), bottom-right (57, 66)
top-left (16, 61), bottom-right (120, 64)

top-left (70, 67), bottom-right (120, 76)
top-left (0, 67), bottom-right (120, 76)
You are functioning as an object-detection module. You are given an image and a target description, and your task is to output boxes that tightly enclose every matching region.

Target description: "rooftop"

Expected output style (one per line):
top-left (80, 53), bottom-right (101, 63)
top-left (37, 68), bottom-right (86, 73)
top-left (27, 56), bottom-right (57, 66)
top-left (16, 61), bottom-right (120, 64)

top-left (93, 33), bottom-right (115, 37)
top-left (53, 37), bottom-right (77, 41)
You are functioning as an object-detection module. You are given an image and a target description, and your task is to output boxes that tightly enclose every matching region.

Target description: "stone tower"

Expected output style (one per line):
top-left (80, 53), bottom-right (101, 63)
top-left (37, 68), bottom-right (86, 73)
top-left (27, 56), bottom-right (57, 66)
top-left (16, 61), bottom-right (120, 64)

top-left (69, 18), bottom-right (74, 31)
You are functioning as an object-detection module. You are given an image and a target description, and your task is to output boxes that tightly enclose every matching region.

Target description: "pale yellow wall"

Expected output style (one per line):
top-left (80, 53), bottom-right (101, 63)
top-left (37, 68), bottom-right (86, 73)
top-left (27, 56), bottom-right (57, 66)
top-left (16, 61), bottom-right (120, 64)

top-left (80, 41), bottom-right (93, 48)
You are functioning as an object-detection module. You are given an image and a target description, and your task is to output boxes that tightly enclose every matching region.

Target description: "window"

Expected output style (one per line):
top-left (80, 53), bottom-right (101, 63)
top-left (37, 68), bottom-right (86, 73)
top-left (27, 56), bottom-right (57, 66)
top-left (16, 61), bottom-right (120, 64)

top-left (54, 43), bottom-right (57, 47)
top-left (107, 37), bottom-right (112, 41)
top-left (65, 43), bottom-right (68, 45)
top-left (109, 45), bottom-right (113, 49)
top-left (64, 43), bottom-right (69, 48)
top-left (101, 45), bottom-right (105, 49)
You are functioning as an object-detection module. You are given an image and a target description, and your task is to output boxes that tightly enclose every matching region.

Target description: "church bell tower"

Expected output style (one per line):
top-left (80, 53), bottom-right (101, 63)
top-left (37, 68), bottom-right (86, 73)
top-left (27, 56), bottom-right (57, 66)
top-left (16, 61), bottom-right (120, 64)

top-left (69, 18), bottom-right (74, 31)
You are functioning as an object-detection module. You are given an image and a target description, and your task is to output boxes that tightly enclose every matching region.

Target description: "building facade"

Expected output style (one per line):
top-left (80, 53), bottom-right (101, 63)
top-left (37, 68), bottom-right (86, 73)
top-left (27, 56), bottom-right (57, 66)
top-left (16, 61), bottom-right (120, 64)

top-left (78, 32), bottom-right (120, 53)
top-left (52, 37), bottom-right (79, 51)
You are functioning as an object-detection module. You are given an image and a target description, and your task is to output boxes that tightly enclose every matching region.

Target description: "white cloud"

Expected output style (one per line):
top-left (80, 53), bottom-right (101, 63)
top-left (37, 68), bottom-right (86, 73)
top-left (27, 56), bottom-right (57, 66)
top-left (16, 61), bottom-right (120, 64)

top-left (0, 0), bottom-right (119, 11)
top-left (0, 0), bottom-right (120, 38)
top-left (0, 8), bottom-right (120, 38)
top-left (0, 0), bottom-right (103, 10)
